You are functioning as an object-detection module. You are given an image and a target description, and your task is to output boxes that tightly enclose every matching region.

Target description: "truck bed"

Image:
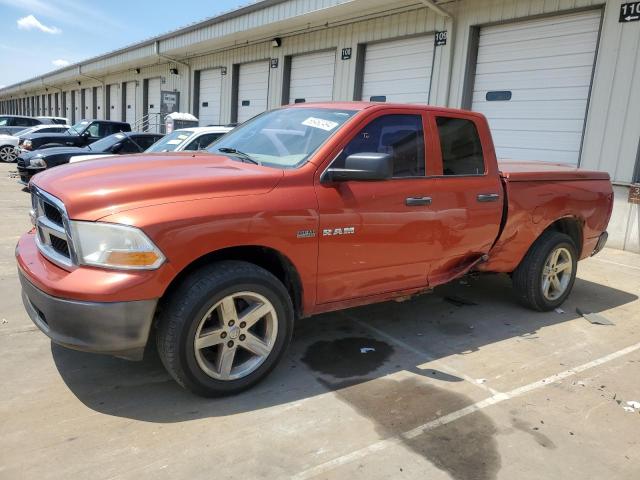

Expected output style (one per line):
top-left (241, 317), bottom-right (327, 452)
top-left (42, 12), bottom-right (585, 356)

top-left (479, 161), bottom-right (613, 273)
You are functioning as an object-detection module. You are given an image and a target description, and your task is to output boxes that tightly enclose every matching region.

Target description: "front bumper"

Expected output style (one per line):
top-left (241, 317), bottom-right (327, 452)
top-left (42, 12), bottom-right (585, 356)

top-left (16, 165), bottom-right (44, 185)
top-left (20, 269), bottom-right (157, 360)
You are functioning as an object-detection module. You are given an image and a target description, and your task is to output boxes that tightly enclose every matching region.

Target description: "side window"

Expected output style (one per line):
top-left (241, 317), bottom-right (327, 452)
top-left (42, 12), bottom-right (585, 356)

top-left (14, 117), bottom-right (33, 127)
top-left (87, 123), bottom-right (100, 137)
top-left (118, 139), bottom-right (139, 153)
top-left (130, 136), bottom-right (157, 151)
top-left (436, 117), bottom-right (485, 175)
top-left (334, 114), bottom-right (425, 177)
top-left (185, 133), bottom-right (223, 151)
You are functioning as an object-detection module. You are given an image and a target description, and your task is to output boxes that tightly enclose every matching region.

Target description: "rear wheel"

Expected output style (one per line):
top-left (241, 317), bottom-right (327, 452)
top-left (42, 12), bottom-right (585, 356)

top-left (156, 261), bottom-right (294, 396)
top-left (512, 231), bottom-right (577, 311)
top-left (0, 145), bottom-right (16, 162)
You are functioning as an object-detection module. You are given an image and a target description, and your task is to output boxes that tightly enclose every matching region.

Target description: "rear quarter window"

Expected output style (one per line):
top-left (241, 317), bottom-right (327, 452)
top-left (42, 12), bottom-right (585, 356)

top-left (436, 117), bottom-right (485, 176)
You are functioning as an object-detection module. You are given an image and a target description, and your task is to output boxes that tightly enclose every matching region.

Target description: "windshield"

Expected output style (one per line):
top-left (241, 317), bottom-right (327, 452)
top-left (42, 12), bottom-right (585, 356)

top-left (145, 129), bottom-right (194, 152)
top-left (207, 108), bottom-right (356, 168)
top-left (66, 121), bottom-right (88, 135)
top-left (87, 133), bottom-right (126, 151)
top-left (15, 127), bottom-right (34, 136)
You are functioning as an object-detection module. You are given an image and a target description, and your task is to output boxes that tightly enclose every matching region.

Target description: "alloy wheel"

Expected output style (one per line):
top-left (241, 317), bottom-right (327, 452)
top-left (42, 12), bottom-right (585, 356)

top-left (193, 291), bottom-right (278, 380)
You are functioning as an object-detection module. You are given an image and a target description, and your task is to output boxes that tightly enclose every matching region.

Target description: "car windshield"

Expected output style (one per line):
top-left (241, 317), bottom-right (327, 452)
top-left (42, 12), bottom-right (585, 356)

top-left (0, 117), bottom-right (9, 126)
top-left (87, 133), bottom-right (126, 152)
top-left (207, 108), bottom-right (356, 168)
top-left (145, 129), bottom-right (195, 152)
top-left (15, 127), bottom-right (34, 136)
top-left (66, 121), bottom-right (88, 135)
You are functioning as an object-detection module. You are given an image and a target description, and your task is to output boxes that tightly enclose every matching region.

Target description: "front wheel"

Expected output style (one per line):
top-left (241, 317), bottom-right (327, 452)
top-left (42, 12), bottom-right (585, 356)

top-left (512, 231), bottom-right (578, 311)
top-left (0, 145), bottom-right (17, 162)
top-left (156, 261), bottom-right (294, 396)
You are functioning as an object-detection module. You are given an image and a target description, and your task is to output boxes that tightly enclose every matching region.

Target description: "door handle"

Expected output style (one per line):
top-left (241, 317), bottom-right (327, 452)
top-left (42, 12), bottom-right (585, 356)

top-left (477, 193), bottom-right (500, 202)
top-left (405, 196), bottom-right (432, 206)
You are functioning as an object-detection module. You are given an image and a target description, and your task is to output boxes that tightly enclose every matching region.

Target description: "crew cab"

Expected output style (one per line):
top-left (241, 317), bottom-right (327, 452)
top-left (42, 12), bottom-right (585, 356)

top-left (16, 103), bottom-right (613, 396)
top-left (16, 132), bottom-right (164, 183)
top-left (19, 119), bottom-right (131, 152)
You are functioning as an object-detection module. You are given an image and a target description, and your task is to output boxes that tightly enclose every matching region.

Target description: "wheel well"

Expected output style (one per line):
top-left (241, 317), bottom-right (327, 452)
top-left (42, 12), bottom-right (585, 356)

top-left (544, 217), bottom-right (583, 253)
top-left (162, 246), bottom-right (304, 318)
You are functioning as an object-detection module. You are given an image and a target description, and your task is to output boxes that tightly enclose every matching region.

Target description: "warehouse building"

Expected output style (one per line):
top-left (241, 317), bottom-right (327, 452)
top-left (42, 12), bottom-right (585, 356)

top-left (0, 0), bottom-right (638, 252)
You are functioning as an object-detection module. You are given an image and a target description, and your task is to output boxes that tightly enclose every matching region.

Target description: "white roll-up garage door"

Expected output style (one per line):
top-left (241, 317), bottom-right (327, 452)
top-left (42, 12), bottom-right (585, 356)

top-left (96, 86), bottom-right (103, 120)
top-left (361, 35), bottom-right (435, 104)
top-left (199, 69), bottom-right (223, 126)
top-left (147, 78), bottom-right (161, 133)
top-left (109, 84), bottom-right (121, 121)
top-left (83, 88), bottom-right (93, 119)
top-left (237, 61), bottom-right (270, 123)
top-left (65, 92), bottom-right (72, 122)
top-left (289, 50), bottom-right (336, 104)
top-left (125, 82), bottom-right (137, 127)
top-left (74, 90), bottom-right (81, 122)
top-left (471, 10), bottom-right (601, 165)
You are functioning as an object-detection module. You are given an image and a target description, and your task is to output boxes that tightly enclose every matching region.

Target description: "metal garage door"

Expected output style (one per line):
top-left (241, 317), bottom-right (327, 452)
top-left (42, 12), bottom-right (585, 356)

top-left (361, 35), bottom-right (435, 104)
top-left (471, 10), bottom-right (601, 165)
top-left (109, 84), bottom-right (121, 121)
top-left (289, 50), bottom-right (336, 104)
top-left (84, 88), bottom-right (93, 119)
top-left (199, 69), bottom-right (222, 126)
top-left (147, 78), bottom-right (161, 132)
top-left (65, 92), bottom-right (72, 122)
top-left (96, 86), bottom-right (103, 120)
top-left (125, 82), bottom-right (137, 127)
top-left (74, 90), bottom-right (81, 122)
top-left (237, 61), bottom-right (270, 123)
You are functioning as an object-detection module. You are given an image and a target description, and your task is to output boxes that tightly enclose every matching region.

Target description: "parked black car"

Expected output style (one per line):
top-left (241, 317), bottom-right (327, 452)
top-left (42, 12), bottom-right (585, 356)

top-left (17, 132), bottom-right (163, 184)
top-left (19, 119), bottom-right (131, 152)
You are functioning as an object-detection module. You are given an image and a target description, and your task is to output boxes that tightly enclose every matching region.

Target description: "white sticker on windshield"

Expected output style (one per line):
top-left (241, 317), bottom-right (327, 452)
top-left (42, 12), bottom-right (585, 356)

top-left (302, 117), bottom-right (339, 131)
top-left (115, 133), bottom-right (125, 139)
top-left (177, 134), bottom-right (188, 140)
top-left (167, 139), bottom-right (182, 145)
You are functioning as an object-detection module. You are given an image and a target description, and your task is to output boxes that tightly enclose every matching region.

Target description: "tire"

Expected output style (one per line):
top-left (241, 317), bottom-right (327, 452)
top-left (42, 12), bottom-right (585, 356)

top-left (0, 145), bottom-right (17, 162)
top-left (512, 231), bottom-right (578, 311)
top-left (156, 261), bottom-right (294, 397)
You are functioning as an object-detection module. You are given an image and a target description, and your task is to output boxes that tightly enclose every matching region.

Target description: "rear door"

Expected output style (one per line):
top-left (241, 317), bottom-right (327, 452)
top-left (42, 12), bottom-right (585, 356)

top-left (424, 112), bottom-right (503, 285)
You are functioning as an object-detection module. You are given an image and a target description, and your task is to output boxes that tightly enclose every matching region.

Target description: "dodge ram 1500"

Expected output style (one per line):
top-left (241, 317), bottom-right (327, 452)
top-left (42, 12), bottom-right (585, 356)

top-left (16, 102), bottom-right (613, 396)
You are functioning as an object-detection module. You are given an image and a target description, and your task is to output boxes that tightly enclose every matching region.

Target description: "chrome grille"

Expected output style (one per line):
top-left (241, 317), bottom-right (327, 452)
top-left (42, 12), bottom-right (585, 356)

top-left (31, 186), bottom-right (76, 269)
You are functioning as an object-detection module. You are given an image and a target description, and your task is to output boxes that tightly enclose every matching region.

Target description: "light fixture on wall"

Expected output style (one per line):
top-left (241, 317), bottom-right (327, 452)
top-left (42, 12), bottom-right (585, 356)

top-left (169, 67), bottom-right (179, 75)
top-left (271, 37), bottom-right (282, 48)
top-left (134, 68), bottom-right (141, 74)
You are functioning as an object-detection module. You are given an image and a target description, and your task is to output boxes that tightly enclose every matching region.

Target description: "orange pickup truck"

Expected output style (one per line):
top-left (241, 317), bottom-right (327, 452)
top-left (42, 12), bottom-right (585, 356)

top-left (17, 102), bottom-right (613, 396)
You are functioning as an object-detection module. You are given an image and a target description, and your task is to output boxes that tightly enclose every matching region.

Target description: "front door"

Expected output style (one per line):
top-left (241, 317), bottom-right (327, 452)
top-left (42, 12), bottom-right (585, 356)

top-left (314, 111), bottom-right (433, 304)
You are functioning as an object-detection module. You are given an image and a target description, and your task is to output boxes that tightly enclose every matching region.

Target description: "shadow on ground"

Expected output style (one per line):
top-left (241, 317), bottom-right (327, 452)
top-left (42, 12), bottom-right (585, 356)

top-left (52, 272), bottom-right (636, 422)
top-left (50, 273), bottom-right (636, 480)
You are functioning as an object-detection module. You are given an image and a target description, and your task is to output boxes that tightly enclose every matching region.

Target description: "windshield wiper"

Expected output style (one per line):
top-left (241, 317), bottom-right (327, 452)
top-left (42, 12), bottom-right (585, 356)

top-left (217, 147), bottom-right (261, 165)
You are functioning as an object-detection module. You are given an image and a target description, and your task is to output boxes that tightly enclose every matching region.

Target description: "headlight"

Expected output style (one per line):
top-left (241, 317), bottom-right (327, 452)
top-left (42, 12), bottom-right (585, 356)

top-left (70, 221), bottom-right (165, 270)
top-left (29, 158), bottom-right (46, 169)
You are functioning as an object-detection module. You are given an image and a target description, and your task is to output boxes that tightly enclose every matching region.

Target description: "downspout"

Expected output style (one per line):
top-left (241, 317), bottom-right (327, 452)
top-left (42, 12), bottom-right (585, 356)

top-left (155, 40), bottom-right (191, 112)
top-left (418, 0), bottom-right (456, 107)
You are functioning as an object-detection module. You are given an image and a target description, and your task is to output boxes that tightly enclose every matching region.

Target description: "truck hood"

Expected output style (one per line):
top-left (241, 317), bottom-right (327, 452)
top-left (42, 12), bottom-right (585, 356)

top-left (23, 132), bottom-right (75, 141)
top-left (22, 146), bottom-right (87, 160)
top-left (31, 152), bottom-right (284, 220)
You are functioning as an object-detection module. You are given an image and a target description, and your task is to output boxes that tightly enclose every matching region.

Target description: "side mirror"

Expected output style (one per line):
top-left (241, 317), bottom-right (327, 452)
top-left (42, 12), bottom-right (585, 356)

top-left (110, 143), bottom-right (122, 153)
top-left (322, 152), bottom-right (393, 183)
top-left (81, 131), bottom-right (90, 137)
